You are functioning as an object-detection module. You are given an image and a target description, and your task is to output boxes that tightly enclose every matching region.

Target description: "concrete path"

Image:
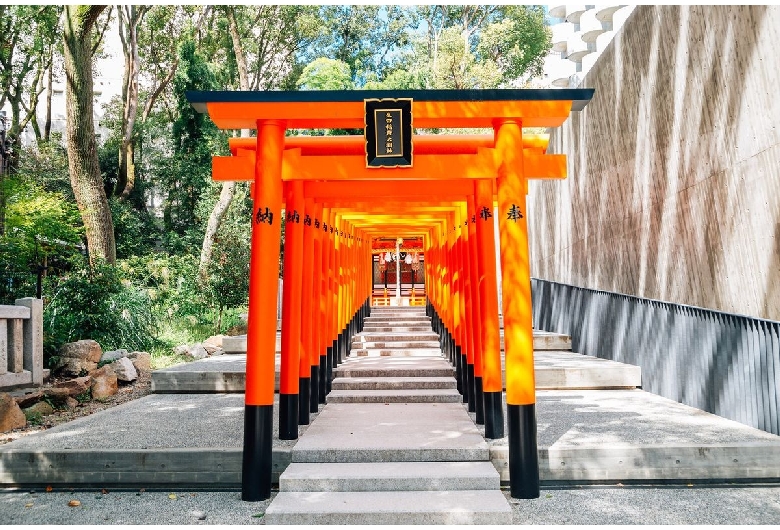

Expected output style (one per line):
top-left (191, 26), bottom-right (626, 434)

top-left (5, 486), bottom-right (780, 525)
top-left (265, 308), bottom-right (512, 524)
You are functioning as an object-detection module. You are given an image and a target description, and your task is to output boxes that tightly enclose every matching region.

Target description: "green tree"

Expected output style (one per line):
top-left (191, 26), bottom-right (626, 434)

top-left (115, 5), bottom-right (211, 200)
top-left (0, 5), bottom-right (61, 155)
top-left (159, 39), bottom-right (225, 248)
top-left (411, 5), bottom-right (551, 89)
top-left (296, 58), bottom-right (355, 91)
top-left (307, 6), bottom-right (418, 83)
top-left (198, 5), bottom-right (320, 281)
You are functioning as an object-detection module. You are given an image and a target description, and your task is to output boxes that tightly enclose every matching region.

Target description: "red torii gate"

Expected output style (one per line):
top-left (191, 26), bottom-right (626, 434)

top-left (188, 88), bottom-right (593, 501)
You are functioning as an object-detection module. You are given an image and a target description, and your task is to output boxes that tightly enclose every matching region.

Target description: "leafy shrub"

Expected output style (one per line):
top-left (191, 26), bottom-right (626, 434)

top-left (42, 259), bottom-right (157, 363)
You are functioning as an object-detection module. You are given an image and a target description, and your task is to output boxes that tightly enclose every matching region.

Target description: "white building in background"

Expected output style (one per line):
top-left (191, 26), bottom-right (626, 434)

top-left (531, 5), bottom-right (635, 88)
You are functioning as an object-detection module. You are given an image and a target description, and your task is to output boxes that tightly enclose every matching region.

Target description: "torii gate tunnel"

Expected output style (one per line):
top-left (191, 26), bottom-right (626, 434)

top-left (188, 88), bottom-right (594, 501)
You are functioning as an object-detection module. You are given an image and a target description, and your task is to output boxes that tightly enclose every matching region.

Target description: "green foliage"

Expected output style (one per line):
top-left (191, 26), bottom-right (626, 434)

top-left (0, 145), bottom-right (84, 303)
top-left (297, 58), bottom-right (354, 91)
top-left (305, 5), bottom-right (419, 83)
top-left (203, 198), bottom-right (251, 331)
top-left (159, 39), bottom-right (227, 244)
top-left (109, 197), bottom-right (159, 259)
top-left (75, 389), bottom-right (92, 403)
top-left (42, 259), bottom-right (157, 361)
top-left (24, 410), bottom-right (44, 425)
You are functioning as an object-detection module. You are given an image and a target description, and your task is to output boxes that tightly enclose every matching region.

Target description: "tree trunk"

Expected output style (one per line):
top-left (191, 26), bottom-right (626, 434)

top-left (116, 5), bottom-right (144, 199)
top-left (43, 59), bottom-right (53, 142)
top-left (63, 5), bottom-right (116, 265)
top-left (198, 180), bottom-right (236, 281)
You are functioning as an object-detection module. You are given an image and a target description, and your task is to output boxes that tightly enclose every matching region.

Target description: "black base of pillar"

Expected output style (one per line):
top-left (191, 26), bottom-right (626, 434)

top-left (318, 357), bottom-right (327, 403)
top-left (241, 404), bottom-right (273, 501)
top-left (460, 352), bottom-right (469, 404)
top-left (467, 363), bottom-right (476, 412)
top-left (279, 393), bottom-right (299, 440)
top-left (474, 376), bottom-right (484, 425)
top-left (508, 403), bottom-right (540, 499)
top-left (298, 377), bottom-right (310, 425)
top-left (326, 345), bottom-right (334, 393)
top-left (310, 366), bottom-right (319, 413)
top-left (484, 391), bottom-right (504, 439)
top-left (454, 345), bottom-right (463, 394)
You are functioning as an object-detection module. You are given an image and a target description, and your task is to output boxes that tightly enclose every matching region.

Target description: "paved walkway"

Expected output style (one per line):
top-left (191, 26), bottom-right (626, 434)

top-left (4, 486), bottom-right (780, 525)
top-left (3, 305), bottom-right (780, 523)
top-left (3, 353), bottom-right (780, 487)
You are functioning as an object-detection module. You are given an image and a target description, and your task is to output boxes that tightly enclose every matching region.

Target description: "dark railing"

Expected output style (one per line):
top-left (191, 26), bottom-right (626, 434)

top-left (531, 278), bottom-right (780, 436)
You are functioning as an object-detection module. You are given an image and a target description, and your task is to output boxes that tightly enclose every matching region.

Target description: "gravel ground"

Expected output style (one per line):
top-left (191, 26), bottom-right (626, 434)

top-left (2, 485), bottom-right (780, 525)
top-left (1, 370), bottom-right (152, 447)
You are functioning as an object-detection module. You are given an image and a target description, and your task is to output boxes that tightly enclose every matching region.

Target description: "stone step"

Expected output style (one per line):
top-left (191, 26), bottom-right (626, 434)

top-left (279, 461), bottom-right (499, 492)
top-left (367, 311), bottom-right (428, 317)
top-left (331, 376), bottom-right (456, 390)
top-left (364, 320), bottom-right (432, 326)
top-left (506, 332), bottom-right (572, 351)
top-left (366, 314), bottom-right (429, 319)
top-left (291, 402), bottom-right (488, 463)
top-left (334, 358), bottom-right (455, 378)
top-left (362, 326), bottom-right (434, 333)
top-left (351, 340), bottom-right (442, 349)
top-left (264, 490), bottom-right (512, 525)
top-left (352, 348), bottom-right (443, 357)
top-left (353, 332), bottom-right (440, 342)
top-left (327, 388), bottom-right (462, 404)
top-left (365, 315), bottom-right (431, 321)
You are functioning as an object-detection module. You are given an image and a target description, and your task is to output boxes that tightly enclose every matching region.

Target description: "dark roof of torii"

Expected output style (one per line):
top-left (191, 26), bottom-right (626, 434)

top-left (187, 88), bottom-right (595, 113)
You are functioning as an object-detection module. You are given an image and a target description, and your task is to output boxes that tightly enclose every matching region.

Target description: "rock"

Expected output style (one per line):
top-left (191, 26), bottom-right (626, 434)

top-left (1, 393), bottom-right (27, 432)
top-left (65, 397), bottom-right (79, 409)
top-left (23, 400), bottom-right (54, 418)
top-left (108, 357), bottom-right (138, 382)
top-left (50, 376), bottom-right (91, 398)
top-left (202, 343), bottom-right (219, 355)
top-left (187, 344), bottom-right (208, 359)
top-left (173, 345), bottom-right (189, 356)
top-left (130, 352), bottom-right (152, 372)
top-left (211, 347), bottom-right (225, 356)
top-left (43, 388), bottom-right (73, 403)
top-left (57, 340), bottom-right (103, 375)
top-left (204, 335), bottom-right (225, 348)
top-left (90, 366), bottom-right (118, 400)
top-left (14, 390), bottom-right (44, 409)
top-left (100, 349), bottom-right (128, 363)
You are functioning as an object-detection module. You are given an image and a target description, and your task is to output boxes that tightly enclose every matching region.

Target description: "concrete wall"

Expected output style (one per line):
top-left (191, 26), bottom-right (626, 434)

top-left (529, 5), bottom-right (780, 320)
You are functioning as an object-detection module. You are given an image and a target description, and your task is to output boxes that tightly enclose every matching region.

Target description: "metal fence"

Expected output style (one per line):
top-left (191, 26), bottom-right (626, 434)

top-left (531, 278), bottom-right (780, 436)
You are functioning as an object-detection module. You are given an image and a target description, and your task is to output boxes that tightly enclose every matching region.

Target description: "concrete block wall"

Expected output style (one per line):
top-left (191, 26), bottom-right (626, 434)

top-left (529, 5), bottom-right (780, 320)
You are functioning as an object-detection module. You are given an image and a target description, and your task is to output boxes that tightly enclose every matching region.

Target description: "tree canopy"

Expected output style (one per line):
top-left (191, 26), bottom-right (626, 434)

top-left (0, 4), bottom-right (552, 359)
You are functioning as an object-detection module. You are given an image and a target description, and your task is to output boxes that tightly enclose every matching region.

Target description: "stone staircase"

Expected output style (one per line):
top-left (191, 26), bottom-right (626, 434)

top-left (265, 306), bottom-right (511, 525)
top-left (352, 307), bottom-right (443, 357)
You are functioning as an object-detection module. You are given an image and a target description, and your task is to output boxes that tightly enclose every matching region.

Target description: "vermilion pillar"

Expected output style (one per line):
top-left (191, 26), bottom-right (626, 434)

top-left (243, 119), bottom-right (285, 501)
top-left (318, 207), bottom-right (331, 404)
top-left (460, 202), bottom-right (477, 412)
top-left (454, 209), bottom-right (469, 404)
top-left (311, 202), bottom-right (324, 413)
top-left (299, 197), bottom-right (316, 425)
top-left (327, 210), bottom-right (338, 392)
top-left (279, 180), bottom-right (304, 439)
top-left (495, 119), bottom-right (539, 499)
top-left (467, 194), bottom-right (485, 424)
top-left (475, 179), bottom-right (504, 439)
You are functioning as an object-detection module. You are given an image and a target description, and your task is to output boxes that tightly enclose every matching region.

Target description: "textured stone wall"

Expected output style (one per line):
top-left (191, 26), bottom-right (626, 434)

top-left (529, 5), bottom-right (780, 320)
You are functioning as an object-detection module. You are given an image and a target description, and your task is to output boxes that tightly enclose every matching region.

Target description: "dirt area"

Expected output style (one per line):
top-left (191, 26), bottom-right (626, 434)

top-left (1, 370), bottom-right (152, 446)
